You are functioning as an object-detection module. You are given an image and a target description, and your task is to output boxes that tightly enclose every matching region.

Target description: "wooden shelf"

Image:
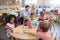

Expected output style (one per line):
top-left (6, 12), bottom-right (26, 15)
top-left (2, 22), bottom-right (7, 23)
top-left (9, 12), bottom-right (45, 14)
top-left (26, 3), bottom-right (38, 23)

top-left (0, 0), bottom-right (20, 5)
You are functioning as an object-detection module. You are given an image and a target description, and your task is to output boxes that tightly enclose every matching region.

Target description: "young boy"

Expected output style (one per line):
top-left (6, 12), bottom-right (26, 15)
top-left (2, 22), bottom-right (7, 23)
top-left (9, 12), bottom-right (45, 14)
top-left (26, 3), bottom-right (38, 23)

top-left (36, 22), bottom-right (52, 40)
top-left (24, 22), bottom-right (52, 40)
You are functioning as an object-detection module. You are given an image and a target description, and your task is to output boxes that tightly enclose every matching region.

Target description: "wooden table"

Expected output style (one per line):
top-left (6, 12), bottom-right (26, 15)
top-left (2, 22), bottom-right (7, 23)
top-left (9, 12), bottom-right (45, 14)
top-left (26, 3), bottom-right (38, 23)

top-left (10, 25), bottom-right (38, 40)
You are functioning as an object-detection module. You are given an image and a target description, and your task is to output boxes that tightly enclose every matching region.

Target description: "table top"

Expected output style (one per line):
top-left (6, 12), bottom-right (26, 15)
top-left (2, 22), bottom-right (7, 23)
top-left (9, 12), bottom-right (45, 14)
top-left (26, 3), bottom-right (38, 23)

top-left (10, 25), bottom-right (37, 40)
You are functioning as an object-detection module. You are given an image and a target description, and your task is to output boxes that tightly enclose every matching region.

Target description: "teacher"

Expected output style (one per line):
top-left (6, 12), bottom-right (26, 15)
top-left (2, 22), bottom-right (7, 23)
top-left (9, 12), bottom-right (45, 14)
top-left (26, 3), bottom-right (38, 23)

top-left (20, 5), bottom-right (30, 25)
top-left (30, 5), bottom-right (39, 16)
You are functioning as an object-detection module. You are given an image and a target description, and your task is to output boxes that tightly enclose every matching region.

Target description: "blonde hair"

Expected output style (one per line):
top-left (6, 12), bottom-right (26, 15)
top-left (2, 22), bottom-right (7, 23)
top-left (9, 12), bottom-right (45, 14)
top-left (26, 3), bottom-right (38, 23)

top-left (30, 12), bottom-right (36, 16)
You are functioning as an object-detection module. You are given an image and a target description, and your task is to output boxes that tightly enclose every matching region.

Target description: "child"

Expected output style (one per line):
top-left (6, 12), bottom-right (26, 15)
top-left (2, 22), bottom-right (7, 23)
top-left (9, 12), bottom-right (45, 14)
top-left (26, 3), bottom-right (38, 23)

top-left (5, 14), bottom-right (16, 39)
top-left (24, 18), bottom-right (32, 28)
top-left (30, 12), bottom-right (38, 27)
top-left (36, 22), bottom-right (52, 40)
top-left (38, 12), bottom-right (45, 22)
top-left (49, 10), bottom-right (57, 40)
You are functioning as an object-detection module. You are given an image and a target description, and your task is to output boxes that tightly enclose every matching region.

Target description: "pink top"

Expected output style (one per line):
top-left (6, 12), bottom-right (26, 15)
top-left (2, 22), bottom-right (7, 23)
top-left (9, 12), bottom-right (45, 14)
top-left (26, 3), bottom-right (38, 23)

top-left (36, 30), bottom-right (52, 40)
top-left (6, 23), bottom-right (15, 37)
top-left (38, 17), bottom-right (45, 22)
top-left (27, 20), bottom-right (32, 28)
top-left (6, 23), bottom-right (14, 29)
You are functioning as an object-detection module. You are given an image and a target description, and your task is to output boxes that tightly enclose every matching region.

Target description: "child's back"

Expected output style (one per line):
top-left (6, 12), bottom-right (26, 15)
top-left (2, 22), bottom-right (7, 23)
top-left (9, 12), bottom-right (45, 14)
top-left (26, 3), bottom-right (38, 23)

top-left (36, 30), bottom-right (52, 40)
top-left (36, 22), bottom-right (52, 40)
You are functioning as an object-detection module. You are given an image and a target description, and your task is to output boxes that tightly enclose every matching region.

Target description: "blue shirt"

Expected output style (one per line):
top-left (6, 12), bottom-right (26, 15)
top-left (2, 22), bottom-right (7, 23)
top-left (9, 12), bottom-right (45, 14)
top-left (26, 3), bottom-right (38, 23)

top-left (36, 9), bottom-right (39, 16)
top-left (20, 9), bottom-right (30, 17)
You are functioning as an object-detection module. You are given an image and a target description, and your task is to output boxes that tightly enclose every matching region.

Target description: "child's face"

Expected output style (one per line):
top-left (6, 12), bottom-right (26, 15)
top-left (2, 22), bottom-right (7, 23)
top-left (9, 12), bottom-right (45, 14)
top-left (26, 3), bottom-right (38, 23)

top-left (10, 18), bottom-right (15, 23)
top-left (31, 14), bottom-right (36, 20)
top-left (40, 14), bottom-right (44, 17)
top-left (32, 5), bottom-right (36, 10)
top-left (26, 7), bottom-right (29, 11)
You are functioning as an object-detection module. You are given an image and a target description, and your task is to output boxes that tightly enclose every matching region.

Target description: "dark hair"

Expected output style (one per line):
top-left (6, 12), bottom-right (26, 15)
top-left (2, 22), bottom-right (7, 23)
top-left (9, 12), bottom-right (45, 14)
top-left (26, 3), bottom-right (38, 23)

top-left (30, 12), bottom-right (35, 16)
top-left (40, 11), bottom-right (44, 15)
top-left (24, 19), bottom-right (28, 23)
top-left (40, 11), bottom-right (44, 17)
top-left (39, 22), bottom-right (50, 32)
top-left (24, 19), bottom-right (28, 26)
top-left (6, 14), bottom-right (16, 23)
top-left (50, 10), bottom-right (54, 12)
top-left (25, 5), bottom-right (29, 8)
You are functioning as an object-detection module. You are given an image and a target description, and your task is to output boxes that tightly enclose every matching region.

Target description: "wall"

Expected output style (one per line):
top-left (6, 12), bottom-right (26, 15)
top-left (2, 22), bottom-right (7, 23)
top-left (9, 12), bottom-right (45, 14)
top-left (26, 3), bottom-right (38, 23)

top-left (37, 0), bottom-right (50, 6)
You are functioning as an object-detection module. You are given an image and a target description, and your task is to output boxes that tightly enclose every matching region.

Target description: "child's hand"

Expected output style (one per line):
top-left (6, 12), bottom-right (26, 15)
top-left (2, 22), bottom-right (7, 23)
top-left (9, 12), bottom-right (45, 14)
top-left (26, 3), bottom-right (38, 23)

top-left (10, 29), bottom-right (14, 33)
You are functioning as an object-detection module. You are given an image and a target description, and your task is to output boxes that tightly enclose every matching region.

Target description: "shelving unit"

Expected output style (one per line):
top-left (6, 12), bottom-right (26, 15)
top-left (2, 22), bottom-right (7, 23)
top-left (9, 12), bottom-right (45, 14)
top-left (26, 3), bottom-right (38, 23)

top-left (0, 0), bottom-right (20, 5)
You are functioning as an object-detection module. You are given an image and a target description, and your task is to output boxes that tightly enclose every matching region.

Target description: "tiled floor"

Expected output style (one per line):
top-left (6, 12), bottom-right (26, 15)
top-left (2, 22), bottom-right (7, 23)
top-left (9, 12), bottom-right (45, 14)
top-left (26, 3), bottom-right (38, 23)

top-left (0, 23), bottom-right (60, 40)
top-left (55, 23), bottom-right (60, 40)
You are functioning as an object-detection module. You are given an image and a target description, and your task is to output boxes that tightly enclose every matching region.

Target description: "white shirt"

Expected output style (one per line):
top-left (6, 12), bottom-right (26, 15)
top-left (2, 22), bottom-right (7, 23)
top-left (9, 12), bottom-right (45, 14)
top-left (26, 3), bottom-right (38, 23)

top-left (20, 9), bottom-right (30, 17)
top-left (6, 23), bottom-right (15, 37)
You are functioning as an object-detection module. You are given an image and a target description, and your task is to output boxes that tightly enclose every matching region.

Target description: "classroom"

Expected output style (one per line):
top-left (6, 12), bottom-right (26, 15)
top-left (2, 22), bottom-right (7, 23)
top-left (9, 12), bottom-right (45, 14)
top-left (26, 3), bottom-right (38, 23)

top-left (0, 0), bottom-right (60, 40)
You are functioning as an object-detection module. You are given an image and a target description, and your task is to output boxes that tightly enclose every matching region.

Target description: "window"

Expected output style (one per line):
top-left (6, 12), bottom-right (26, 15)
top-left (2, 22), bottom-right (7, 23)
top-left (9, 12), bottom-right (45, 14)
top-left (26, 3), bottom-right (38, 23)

top-left (50, 0), bottom-right (60, 6)
top-left (25, 0), bottom-right (37, 5)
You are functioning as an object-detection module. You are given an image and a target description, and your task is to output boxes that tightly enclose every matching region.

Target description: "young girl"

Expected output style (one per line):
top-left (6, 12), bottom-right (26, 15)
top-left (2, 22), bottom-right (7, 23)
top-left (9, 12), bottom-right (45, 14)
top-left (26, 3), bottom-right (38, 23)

top-left (36, 22), bottom-right (52, 40)
top-left (30, 12), bottom-right (38, 27)
top-left (5, 14), bottom-right (16, 39)
top-left (38, 12), bottom-right (45, 22)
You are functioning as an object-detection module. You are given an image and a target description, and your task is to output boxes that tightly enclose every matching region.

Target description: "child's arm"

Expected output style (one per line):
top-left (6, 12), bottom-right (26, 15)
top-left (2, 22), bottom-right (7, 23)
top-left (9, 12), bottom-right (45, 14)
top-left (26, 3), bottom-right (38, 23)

top-left (5, 25), bottom-right (13, 32)
top-left (5, 25), bottom-right (10, 29)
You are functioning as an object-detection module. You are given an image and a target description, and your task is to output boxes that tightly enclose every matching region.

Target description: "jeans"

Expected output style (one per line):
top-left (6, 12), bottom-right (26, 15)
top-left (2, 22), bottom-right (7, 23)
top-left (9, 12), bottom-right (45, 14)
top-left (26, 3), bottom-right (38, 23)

top-left (20, 17), bottom-right (24, 25)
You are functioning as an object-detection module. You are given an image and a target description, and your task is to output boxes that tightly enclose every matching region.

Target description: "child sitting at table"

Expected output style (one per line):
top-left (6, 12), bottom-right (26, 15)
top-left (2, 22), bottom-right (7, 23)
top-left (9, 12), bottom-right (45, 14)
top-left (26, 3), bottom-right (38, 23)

top-left (36, 22), bottom-right (52, 40)
top-left (24, 18), bottom-right (32, 28)
top-left (38, 12), bottom-right (45, 22)
top-left (5, 14), bottom-right (16, 39)
top-left (30, 12), bottom-right (38, 27)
